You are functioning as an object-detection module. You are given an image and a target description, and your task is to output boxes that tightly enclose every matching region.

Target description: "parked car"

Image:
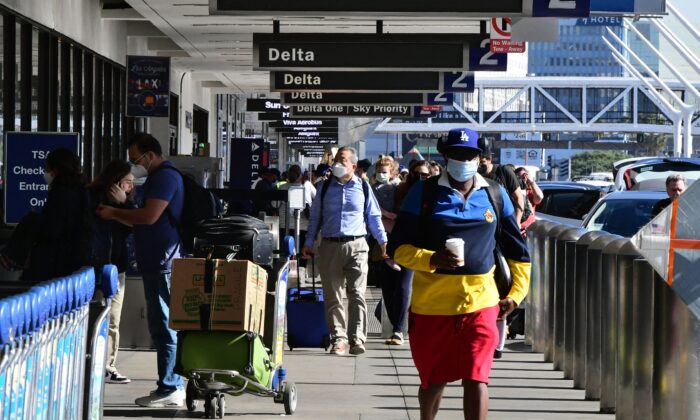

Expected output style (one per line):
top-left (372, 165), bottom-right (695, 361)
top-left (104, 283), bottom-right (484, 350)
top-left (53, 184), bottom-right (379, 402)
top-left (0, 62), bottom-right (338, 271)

top-left (535, 182), bottom-right (605, 226)
top-left (581, 191), bottom-right (667, 237)
top-left (613, 157), bottom-right (700, 191)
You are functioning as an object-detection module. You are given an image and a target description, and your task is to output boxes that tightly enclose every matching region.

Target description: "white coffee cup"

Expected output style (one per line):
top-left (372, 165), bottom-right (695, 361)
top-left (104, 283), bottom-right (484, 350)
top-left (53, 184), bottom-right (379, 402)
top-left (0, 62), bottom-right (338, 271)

top-left (445, 238), bottom-right (465, 266)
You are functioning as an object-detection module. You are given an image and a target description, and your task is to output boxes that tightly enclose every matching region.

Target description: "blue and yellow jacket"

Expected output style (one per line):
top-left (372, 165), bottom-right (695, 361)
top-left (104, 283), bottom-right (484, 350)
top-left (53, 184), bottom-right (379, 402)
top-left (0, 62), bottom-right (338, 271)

top-left (388, 173), bottom-right (531, 315)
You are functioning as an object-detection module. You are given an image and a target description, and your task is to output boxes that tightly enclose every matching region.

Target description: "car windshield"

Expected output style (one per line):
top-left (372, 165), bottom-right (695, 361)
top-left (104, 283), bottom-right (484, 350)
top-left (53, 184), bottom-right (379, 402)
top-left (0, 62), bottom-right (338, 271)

top-left (624, 162), bottom-right (700, 190)
top-left (585, 198), bottom-right (661, 237)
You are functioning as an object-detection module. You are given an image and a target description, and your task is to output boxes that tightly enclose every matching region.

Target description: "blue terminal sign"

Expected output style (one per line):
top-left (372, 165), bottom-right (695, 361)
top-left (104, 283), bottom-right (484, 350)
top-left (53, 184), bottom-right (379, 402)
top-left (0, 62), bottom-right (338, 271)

top-left (3, 132), bottom-right (80, 224)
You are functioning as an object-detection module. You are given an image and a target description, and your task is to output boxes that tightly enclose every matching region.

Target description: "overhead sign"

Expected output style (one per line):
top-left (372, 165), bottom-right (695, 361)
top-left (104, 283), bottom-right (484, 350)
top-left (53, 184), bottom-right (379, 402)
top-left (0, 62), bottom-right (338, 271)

top-left (490, 17), bottom-right (527, 53)
top-left (289, 105), bottom-right (413, 118)
top-left (213, 0), bottom-right (595, 17)
top-left (246, 98), bottom-right (289, 112)
top-left (413, 106), bottom-right (442, 118)
top-left (267, 118), bottom-right (338, 129)
top-left (468, 39), bottom-right (508, 71)
top-left (4, 132), bottom-right (80, 224)
top-left (273, 126), bottom-right (339, 133)
top-left (425, 93), bottom-right (454, 105)
top-left (271, 71), bottom-right (478, 93)
top-left (442, 72), bottom-right (477, 92)
top-left (281, 131), bottom-right (338, 138)
top-left (531, 0), bottom-right (590, 17)
top-left (281, 92), bottom-right (426, 106)
top-left (271, 71), bottom-right (440, 93)
top-left (126, 56), bottom-right (170, 117)
top-left (257, 111), bottom-right (290, 121)
top-left (254, 33), bottom-right (500, 71)
top-left (229, 138), bottom-right (265, 188)
top-left (286, 139), bottom-right (338, 145)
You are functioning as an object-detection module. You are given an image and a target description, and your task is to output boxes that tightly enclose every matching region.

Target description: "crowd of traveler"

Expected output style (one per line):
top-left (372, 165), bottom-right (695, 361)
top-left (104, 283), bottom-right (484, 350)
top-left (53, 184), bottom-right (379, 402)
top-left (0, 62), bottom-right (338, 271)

top-left (0, 129), bottom-right (540, 418)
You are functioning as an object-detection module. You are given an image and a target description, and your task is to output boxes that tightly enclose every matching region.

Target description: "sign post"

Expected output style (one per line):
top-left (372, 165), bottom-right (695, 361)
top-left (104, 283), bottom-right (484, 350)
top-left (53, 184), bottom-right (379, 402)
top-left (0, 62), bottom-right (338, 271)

top-left (3, 132), bottom-right (81, 225)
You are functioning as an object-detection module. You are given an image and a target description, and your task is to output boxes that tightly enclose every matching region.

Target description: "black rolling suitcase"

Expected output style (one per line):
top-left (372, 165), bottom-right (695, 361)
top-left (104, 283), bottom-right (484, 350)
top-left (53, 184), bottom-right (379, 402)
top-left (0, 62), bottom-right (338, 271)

top-left (192, 214), bottom-right (274, 267)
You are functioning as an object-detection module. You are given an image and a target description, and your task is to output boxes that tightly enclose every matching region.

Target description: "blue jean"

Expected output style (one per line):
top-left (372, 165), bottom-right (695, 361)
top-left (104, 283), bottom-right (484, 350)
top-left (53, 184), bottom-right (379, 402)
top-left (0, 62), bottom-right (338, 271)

top-left (142, 271), bottom-right (183, 392)
top-left (380, 263), bottom-right (413, 333)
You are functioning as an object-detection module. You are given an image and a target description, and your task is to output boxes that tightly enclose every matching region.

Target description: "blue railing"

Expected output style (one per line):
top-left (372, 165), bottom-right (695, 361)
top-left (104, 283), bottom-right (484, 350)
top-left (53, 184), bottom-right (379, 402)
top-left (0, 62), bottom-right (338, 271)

top-left (0, 265), bottom-right (118, 420)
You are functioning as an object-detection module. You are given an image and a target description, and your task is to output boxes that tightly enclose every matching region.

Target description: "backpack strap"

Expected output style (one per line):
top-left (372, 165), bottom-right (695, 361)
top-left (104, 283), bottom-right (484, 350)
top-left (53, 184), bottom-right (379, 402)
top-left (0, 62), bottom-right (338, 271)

top-left (151, 164), bottom-right (182, 228)
top-left (482, 178), bottom-right (504, 240)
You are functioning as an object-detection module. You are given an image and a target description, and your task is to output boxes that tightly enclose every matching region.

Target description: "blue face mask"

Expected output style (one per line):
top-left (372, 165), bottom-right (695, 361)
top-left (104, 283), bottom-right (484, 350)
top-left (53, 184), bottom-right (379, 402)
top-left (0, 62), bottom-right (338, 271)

top-left (446, 158), bottom-right (478, 182)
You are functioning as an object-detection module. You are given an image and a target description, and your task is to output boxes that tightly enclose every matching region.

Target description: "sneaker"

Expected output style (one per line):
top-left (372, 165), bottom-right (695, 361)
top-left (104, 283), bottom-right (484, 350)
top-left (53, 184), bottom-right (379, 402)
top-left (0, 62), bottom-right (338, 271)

top-left (105, 371), bottom-right (131, 384)
top-left (493, 349), bottom-right (503, 359)
top-left (388, 332), bottom-right (404, 346)
top-left (349, 341), bottom-right (366, 355)
top-left (330, 340), bottom-right (348, 355)
top-left (135, 389), bottom-right (185, 408)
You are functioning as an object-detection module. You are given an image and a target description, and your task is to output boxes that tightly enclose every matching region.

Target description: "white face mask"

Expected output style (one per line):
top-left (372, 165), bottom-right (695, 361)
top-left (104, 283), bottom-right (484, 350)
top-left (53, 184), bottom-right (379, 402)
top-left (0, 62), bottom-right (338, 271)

top-left (43, 172), bottom-right (54, 185)
top-left (332, 162), bottom-right (348, 178)
top-left (131, 164), bottom-right (148, 179)
top-left (446, 158), bottom-right (479, 182)
top-left (376, 172), bottom-right (390, 184)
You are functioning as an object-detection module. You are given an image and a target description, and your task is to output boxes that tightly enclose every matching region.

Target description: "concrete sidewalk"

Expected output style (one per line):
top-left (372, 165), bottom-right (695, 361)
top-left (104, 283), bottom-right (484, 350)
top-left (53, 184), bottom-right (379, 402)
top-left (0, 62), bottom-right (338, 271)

top-left (103, 338), bottom-right (613, 420)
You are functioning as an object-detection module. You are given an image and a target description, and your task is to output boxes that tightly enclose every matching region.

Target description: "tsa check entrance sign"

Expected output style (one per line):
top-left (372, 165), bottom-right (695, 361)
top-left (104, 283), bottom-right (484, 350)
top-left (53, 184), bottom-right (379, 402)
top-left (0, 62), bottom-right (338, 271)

top-left (3, 132), bottom-right (80, 224)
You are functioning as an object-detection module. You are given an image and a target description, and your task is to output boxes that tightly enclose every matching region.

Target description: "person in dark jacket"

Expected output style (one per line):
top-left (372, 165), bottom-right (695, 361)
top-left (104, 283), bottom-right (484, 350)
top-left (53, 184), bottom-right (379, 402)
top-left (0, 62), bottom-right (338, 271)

top-left (0, 149), bottom-right (89, 282)
top-left (88, 160), bottom-right (135, 384)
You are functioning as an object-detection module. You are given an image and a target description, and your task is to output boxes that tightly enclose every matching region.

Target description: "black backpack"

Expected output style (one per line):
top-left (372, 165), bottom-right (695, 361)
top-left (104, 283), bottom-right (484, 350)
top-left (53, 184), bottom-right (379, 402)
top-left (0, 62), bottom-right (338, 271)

top-left (421, 176), bottom-right (512, 298)
top-left (159, 166), bottom-right (221, 253)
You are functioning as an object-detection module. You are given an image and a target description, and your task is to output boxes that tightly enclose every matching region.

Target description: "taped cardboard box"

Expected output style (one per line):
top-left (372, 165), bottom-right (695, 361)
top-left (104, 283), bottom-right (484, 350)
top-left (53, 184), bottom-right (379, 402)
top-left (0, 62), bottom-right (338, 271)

top-left (170, 258), bottom-right (267, 335)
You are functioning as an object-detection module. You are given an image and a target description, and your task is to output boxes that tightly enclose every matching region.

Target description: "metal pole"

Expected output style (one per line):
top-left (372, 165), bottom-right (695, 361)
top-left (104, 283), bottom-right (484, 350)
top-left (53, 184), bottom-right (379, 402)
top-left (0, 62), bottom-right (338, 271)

top-left (648, 19), bottom-right (700, 73)
top-left (683, 115), bottom-right (693, 158)
top-left (667, 2), bottom-right (700, 42)
top-left (674, 121), bottom-right (682, 157)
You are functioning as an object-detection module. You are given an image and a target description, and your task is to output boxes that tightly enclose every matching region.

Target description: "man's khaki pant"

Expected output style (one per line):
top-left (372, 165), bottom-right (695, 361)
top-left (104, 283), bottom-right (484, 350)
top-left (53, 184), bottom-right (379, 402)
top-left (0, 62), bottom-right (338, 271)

top-left (316, 237), bottom-right (369, 344)
top-left (106, 272), bottom-right (126, 373)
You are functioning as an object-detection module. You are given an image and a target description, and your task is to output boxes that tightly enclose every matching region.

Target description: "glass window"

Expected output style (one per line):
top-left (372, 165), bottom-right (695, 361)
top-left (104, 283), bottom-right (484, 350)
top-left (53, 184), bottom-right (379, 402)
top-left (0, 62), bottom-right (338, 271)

top-left (585, 199), bottom-right (659, 237)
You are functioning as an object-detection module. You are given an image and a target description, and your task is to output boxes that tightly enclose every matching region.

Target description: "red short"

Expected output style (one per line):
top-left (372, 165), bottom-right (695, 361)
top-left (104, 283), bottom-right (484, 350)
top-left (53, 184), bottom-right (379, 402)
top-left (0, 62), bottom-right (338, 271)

top-left (408, 306), bottom-right (499, 389)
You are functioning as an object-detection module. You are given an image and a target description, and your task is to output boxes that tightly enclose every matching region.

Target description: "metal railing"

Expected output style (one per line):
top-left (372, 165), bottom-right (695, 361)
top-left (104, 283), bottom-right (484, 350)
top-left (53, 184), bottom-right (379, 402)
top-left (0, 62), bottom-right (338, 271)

top-left (0, 265), bottom-right (118, 420)
top-left (526, 220), bottom-right (700, 419)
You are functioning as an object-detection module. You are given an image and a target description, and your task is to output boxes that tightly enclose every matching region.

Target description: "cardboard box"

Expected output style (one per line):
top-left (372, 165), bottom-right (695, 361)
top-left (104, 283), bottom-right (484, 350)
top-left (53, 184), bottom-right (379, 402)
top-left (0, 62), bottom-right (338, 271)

top-left (170, 258), bottom-right (267, 335)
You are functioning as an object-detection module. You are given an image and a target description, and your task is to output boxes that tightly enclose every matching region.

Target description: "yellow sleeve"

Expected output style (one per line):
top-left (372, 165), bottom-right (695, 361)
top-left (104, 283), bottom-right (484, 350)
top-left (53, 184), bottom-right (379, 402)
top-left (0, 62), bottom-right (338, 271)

top-left (506, 259), bottom-right (531, 305)
top-left (394, 244), bottom-right (436, 273)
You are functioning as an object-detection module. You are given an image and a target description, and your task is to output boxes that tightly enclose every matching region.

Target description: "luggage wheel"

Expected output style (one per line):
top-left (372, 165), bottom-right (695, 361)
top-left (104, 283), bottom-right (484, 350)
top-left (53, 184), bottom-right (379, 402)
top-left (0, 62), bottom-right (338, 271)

top-left (204, 393), bottom-right (226, 419)
top-left (282, 381), bottom-right (297, 415)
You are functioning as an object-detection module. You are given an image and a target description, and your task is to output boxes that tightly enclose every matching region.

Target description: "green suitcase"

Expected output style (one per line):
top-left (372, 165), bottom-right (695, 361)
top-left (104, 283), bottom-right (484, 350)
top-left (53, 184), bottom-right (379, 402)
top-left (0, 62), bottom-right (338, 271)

top-left (176, 330), bottom-right (274, 391)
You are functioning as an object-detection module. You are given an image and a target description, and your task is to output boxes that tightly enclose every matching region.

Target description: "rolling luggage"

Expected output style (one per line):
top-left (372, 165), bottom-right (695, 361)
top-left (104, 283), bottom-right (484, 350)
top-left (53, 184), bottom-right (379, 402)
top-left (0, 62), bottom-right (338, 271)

top-left (286, 257), bottom-right (331, 350)
top-left (193, 214), bottom-right (274, 266)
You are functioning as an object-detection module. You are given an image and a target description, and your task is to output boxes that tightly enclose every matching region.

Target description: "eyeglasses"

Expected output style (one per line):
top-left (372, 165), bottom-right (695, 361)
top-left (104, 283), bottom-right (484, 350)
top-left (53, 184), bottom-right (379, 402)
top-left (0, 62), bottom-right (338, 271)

top-left (130, 153), bottom-right (146, 165)
top-left (415, 172), bottom-right (430, 179)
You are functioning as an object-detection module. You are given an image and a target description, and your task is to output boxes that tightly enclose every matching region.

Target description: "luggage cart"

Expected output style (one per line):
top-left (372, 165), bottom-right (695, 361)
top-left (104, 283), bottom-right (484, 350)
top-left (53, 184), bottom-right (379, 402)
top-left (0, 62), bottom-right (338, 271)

top-left (180, 237), bottom-right (298, 418)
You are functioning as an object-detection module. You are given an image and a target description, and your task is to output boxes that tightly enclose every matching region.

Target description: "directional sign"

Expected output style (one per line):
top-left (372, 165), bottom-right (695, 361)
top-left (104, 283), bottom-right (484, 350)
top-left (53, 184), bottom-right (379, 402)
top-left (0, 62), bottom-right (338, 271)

top-left (413, 106), bottom-right (442, 118)
top-left (214, 0), bottom-right (568, 16)
top-left (442, 72), bottom-right (476, 92)
top-left (289, 105), bottom-right (413, 118)
top-left (272, 71), bottom-right (441, 93)
top-left (281, 131), bottom-right (338, 139)
top-left (246, 98), bottom-right (289, 112)
top-left (230, 137), bottom-right (265, 188)
top-left (254, 34), bottom-right (500, 71)
top-left (425, 93), bottom-right (455, 105)
top-left (532, 0), bottom-right (590, 17)
top-left (281, 92), bottom-right (426, 106)
top-left (273, 126), bottom-right (339, 133)
top-left (287, 139), bottom-right (338, 145)
top-left (468, 39), bottom-right (508, 71)
top-left (257, 111), bottom-right (290, 121)
top-left (267, 118), bottom-right (338, 129)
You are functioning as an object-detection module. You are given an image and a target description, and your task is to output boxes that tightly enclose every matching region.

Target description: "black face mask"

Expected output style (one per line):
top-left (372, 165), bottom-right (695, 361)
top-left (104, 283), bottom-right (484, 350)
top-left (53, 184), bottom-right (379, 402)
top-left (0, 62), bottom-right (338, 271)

top-left (478, 164), bottom-right (488, 175)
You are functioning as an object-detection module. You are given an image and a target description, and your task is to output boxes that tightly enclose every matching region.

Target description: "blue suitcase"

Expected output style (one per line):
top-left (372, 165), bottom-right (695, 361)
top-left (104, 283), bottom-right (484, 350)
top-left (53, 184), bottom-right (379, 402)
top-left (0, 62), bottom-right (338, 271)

top-left (286, 257), bottom-right (331, 350)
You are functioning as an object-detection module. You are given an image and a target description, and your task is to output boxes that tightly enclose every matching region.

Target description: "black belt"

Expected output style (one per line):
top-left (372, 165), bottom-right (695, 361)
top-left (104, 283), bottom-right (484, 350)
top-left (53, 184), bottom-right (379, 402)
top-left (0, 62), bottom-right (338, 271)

top-left (323, 236), bottom-right (364, 243)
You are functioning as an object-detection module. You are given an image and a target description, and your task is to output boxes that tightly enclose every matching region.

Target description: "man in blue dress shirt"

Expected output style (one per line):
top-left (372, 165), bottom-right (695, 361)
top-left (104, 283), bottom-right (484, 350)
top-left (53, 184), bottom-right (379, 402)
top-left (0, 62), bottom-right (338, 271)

top-left (302, 147), bottom-right (388, 356)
